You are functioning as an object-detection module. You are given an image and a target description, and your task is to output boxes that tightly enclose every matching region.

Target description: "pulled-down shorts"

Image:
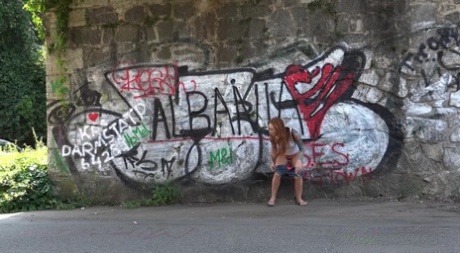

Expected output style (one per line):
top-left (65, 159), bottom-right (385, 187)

top-left (274, 164), bottom-right (300, 178)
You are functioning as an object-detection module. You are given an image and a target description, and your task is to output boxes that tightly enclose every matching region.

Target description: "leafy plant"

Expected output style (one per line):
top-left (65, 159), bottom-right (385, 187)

top-left (0, 0), bottom-right (47, 147)
top-left (0, 144), bottom-right (53, 213)
top-left (45, 0), bottom-right (73, 51)
top-left (150, 183), bottom-right (183, 205)
top-left (24, 0), bottom-right (46, 42)
top-left (0, 136), bottom-right (91, 213)
top-left (122, 183), bottom-right (183, 208)
top-left (0, 141), bottom-right (91, 213)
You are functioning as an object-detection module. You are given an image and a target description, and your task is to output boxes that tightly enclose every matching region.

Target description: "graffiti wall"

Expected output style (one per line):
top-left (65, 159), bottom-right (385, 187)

top-left (45, 0), bottom-right (460, 200)
top-left (48, 43), bottom-right (399, 188)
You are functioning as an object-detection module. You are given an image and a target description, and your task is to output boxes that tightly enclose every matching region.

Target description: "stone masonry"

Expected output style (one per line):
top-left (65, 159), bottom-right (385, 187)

top-left (45, 0), bottom-right (460, 203)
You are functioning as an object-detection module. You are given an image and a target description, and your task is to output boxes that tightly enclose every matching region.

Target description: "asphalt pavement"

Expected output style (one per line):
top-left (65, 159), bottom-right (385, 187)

top-left (0, 198), bottom-right (459, 253)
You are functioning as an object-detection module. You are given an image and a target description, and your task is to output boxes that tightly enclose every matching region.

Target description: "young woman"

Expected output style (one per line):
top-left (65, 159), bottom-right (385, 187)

top-left (267, 117), bottom-right (307, 207)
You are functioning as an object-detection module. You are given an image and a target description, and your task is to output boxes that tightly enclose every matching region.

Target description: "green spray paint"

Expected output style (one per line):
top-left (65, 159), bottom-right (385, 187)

top-left (123, 123), bottom-right (152, 148)
top-left (209, 145), bottom-right (233, 169)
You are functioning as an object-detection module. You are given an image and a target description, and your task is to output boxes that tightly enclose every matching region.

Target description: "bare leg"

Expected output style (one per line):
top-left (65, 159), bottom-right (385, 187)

top-left (268, 173), bottom-right (281, 206)
top-left (294, 177), bottom-right (307, 205)
top-left (290, 153), bottom-right (307, 205)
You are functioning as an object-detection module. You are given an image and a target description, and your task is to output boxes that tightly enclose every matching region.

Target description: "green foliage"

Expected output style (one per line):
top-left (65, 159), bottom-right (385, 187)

top-left (51, 193), bottom-right (93, 210)
top-left (0, 144), bottom-right (53, 213)
top-left (122, 183), bottom-right (183, 208)
top-left (45, 0), bottom-right (73, 53)
top-left (44, 0), bottom-right (73, 107)
top-left (0, 143), bottom-right (90, 213)
top-left (24, 0), bottom-right (46, 42)
top-left (150, 183), bottom-right (182, 205)
top-left (50, 76), bottom-right (69, 95)
top-left (0, 0), bottom-right (38, 52)
top-left (0, 0), bottom-right (47, 147)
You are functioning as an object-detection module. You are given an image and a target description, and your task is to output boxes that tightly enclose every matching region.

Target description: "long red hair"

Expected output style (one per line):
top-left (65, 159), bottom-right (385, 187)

top-left (269, 117), bottom-right (289, 157)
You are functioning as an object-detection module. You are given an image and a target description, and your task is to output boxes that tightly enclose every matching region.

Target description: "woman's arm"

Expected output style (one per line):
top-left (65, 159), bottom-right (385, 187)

top-left (292, 130), bottom-right (304, 154)
top-left (270, 146), bottom-right (276, 169)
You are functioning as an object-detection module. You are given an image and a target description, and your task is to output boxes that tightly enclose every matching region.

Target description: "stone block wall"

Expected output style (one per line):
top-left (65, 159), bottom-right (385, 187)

top-left (45, 0), bottom-right (460, 203)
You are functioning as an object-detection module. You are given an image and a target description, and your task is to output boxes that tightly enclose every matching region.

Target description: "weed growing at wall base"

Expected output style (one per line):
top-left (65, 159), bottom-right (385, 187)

top-left (122, 183), bottom-right (183, 208)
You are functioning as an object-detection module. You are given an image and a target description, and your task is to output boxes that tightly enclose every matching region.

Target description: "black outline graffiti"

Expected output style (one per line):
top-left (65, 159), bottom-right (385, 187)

top-left (74, 83), bottom-right (102, 107)
top-left (213, 88), bottom-right (235, 136)
top-left (116, 143), bottom-right (158, 179)
top-left (49, 43), bottom-right (403, 188)
top-left (152, 98), bottom-right (171, 140)
top-left (399, 26), bottom-right (460, 89)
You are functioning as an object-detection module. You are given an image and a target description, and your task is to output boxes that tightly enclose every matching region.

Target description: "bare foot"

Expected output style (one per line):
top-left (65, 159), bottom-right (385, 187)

top-left (267, 199), bottom-right (275, 207)
top-left (295, 199), bottom-right (307, 206)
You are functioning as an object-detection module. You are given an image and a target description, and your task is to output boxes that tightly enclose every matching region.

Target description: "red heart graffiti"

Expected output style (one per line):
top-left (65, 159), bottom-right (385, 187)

top-left (284, 61), bottom-right (358, 140)
top-left (88, 112), bottom-right (99, 122)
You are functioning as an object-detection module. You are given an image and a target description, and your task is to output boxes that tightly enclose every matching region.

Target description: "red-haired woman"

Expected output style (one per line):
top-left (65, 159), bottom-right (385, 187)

top-left (267, 117), bottom-right (307, 207)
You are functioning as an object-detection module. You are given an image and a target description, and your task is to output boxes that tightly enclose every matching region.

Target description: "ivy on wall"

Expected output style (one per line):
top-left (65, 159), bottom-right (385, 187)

top-left (0, 0), bottom-right (74, 146)
top-left (0, 0), bottom-right (47, 146)
top-left (44, 0), bottom-right (74, 108)
top-left (45, 0), bottom-right (73, 54)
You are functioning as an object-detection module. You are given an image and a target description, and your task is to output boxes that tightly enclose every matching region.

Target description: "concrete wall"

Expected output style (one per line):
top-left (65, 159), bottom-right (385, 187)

top-left (45, 0), bottom-right (460, 203)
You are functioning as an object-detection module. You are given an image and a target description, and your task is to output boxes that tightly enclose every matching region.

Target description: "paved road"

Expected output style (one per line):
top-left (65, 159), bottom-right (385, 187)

top-left (0, 199), bottom-right (459, 253)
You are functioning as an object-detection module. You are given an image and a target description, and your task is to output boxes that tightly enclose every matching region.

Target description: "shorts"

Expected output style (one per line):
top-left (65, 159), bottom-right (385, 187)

top-left (274, 164), bottom-right (300, 178)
